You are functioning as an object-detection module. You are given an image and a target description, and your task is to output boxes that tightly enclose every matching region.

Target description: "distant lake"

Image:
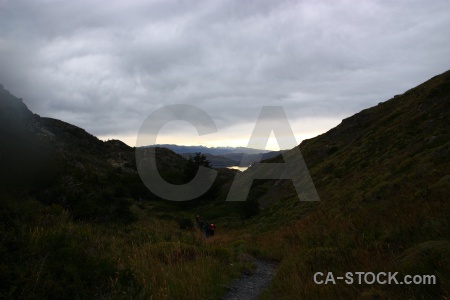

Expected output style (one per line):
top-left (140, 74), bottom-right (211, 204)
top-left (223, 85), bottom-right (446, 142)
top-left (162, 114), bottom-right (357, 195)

top-left (228, 166), bottom-right (249, 172)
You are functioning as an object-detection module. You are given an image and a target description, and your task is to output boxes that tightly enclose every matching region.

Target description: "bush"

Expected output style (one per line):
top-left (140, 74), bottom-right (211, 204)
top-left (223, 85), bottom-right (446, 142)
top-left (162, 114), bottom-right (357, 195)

top-left (242, 198), bottom-right (259, 218)
top-left (207, 246), bottom-right (233, 264)
top-left (151, 242), bottom-right (198, 264)
top-left (178, 217), bottom-right (194, 230)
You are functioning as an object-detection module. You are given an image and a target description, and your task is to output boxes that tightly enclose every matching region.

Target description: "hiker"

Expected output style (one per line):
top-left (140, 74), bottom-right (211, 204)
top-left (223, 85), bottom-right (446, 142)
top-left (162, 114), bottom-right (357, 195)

top-left (196, 215), bottom-right (201, 227)
top-left (205, 221), bottom-right (211, 237)
top-left (198, 218), bottom-right (205, 231)
top-left (209, 223), bottom-right (216, 237)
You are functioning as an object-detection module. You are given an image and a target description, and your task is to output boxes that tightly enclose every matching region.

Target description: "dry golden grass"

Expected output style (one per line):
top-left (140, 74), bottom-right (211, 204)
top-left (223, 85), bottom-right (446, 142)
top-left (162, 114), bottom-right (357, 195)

top-left (4, 199), bottom-right (249, 299)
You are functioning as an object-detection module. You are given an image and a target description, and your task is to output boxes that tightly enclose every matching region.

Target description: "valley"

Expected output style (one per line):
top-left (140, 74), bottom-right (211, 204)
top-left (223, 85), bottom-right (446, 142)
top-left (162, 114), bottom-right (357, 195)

top-left (1, 70), bottom-right (449, 299)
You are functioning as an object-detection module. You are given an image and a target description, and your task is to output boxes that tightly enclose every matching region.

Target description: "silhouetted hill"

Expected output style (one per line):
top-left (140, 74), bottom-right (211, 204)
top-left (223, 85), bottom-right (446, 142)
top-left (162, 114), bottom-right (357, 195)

top-left (178, 152), bottom-right (284, 168)
top-left (0, 86), bottom-right (57, 191)
top-left (221, 150), bottom-right (286, 166)
top-left (0, 85), bottom-right (194, 222)
top-left (1, 69), bottom-right (449, 298)
top-left (180, 153), bottom-right (238, 168)
top-left (259, 69), bottom-right (449, 207)
top-left (227, 70), bottom-right (450, 298)
top-left (39, 117), bottom-right (104, 154)
top-left (152, 144), bottom-right (271, 155)
top-left (0, 86), bottom-right (241, 299)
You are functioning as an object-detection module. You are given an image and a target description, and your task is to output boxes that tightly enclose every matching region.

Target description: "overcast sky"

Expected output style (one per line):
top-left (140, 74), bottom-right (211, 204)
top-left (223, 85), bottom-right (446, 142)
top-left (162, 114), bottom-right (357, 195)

top-left (1, 0), bottom-right (449, 150)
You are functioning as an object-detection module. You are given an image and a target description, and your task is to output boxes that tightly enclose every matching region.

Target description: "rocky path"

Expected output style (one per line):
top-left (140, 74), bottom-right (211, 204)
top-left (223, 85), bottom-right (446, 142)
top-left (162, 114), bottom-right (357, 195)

top-left (222, 259), bottom-right (278, 300)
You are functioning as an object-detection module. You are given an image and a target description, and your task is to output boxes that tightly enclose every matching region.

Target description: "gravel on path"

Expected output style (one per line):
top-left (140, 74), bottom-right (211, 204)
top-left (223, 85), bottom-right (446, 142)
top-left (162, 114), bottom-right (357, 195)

top-left (222, 259), bottom-right (278, 300)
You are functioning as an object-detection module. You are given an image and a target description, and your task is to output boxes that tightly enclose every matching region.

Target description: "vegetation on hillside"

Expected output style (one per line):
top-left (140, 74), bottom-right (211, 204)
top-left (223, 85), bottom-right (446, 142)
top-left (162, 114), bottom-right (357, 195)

top-left (1, 70), bottom-right (449, 299)
top-left (0, 196), bottom-right (255, 299)
top-left (225, 70), bottom-right (450, 299)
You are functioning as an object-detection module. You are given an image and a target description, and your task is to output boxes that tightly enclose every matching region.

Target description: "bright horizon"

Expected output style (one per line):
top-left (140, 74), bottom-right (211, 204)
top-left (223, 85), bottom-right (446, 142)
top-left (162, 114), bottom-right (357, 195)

top-left (1, 1), bottom-right (449, 151)
top-left (98, 116), bottom-right (341, 151)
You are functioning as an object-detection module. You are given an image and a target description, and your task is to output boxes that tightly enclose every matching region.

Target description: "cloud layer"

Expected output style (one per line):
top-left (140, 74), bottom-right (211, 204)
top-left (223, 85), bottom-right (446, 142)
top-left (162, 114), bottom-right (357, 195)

top-left (1, 0), bottom-right (449, 148)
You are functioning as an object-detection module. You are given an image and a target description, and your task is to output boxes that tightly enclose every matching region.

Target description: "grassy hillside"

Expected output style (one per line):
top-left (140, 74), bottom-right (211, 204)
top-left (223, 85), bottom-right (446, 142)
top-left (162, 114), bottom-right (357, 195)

top-left (1, 69), bottom-right (449, 299)
top-left (0, 194), bottom-right (261, 299)
top-left (0, 86), bottom-right (247, 298)
top-left (229, 70), bottom-right (450, 299)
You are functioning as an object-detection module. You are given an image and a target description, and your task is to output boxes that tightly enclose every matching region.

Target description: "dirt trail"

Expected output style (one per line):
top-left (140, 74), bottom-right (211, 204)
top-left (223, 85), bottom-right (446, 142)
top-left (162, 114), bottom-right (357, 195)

top-left (222, 259), bottom-right (277, 300)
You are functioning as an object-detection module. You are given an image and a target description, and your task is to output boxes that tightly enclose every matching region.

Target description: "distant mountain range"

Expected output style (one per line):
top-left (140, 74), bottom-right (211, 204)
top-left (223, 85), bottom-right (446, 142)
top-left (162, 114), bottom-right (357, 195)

top-left (150, 144), bottom-right (285, 167)
top-left (150, 144), bottom-right (271, 155)
top-left (1, 69), bottom-right (449, 299)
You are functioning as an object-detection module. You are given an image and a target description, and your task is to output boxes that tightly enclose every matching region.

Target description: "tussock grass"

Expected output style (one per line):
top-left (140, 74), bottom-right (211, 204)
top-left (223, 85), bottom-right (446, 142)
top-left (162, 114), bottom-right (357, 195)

top-left (0, 197), bottom-right (250, 299)
top-left (236, 184), bottom-right (450, 299)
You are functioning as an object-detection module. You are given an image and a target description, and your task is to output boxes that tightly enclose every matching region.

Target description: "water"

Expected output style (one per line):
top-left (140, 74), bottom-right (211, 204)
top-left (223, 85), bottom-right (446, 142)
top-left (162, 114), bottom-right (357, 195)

top-left (228, 166), bottom-right (249, 172)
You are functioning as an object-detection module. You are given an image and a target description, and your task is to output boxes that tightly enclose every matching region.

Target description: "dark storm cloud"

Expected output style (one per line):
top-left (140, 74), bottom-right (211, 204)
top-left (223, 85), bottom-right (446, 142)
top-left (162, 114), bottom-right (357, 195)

top-left (1, 0), bottom-right (449, 145)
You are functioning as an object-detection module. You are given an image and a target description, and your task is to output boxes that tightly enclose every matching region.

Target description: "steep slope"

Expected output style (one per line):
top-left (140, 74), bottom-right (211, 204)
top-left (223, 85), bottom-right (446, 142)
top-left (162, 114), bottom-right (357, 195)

top-left (1, 69), bottom-right (449, 298)
top-left (236, 70), bottom-right (450, 299)
top-left (0, 85), bottom-right (57, 190)
top-left (260, 69), bottom-right (449, 211)
top-left (0, 85), bottom-right (191, 222)
top-left (0, 85), bottom-right (252, 299)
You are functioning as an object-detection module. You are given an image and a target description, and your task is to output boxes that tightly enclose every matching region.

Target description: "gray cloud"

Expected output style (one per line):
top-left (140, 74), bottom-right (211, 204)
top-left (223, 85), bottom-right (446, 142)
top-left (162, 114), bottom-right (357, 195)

top-left (1, 0), bottom-right (449, 147)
